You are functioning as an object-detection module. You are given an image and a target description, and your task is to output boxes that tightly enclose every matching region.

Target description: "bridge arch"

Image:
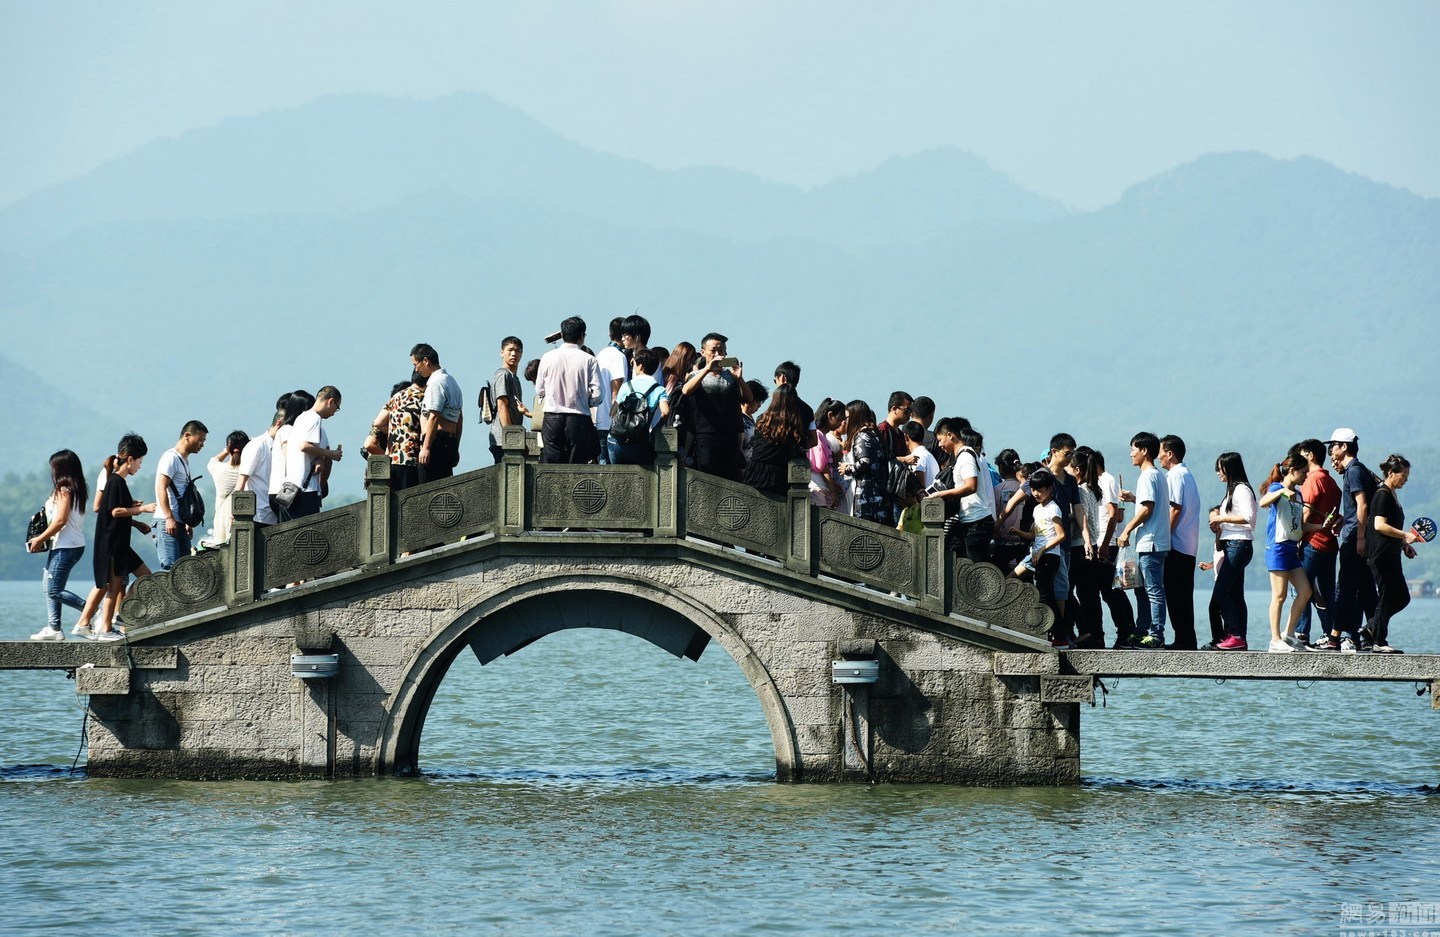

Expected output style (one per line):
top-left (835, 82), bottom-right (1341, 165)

top-left (377, 572), bottom-right (801, 780)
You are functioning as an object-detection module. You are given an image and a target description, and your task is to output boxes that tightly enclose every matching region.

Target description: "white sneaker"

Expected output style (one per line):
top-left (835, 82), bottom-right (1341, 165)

top-left (29, 626), bottom-right (65, 641)
top-left (95, 630), bottom-right (124, 642)
top-left (71, 623), bottom-right (93, 638)
top-left (1340, 637), bottom-right (1357, 654)
top-left (1268, 639), bottom-right (1296, 653)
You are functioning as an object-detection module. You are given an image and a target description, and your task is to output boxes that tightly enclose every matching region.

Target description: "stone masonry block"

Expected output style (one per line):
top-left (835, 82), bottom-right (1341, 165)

top-left (784, 695), bottom-right (837, 726)
top-left (182, 635), bottom-right (297, 667)
top-left (76, 666), bottom-right (130, 696)
top-left (795, 722), bottom-right (840, 757)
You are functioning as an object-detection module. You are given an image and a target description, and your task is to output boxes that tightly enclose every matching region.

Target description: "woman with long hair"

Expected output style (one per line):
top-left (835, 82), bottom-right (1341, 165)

top-left (808, 398), bottom-right (847, 508)
top-left (838, 400), bottom-right (891, 525)
top-left (26, 450), bottom-right (90, 641)
top-left (92, 434), bottom-right (156, 641)
top-left (205, 430), bottom-right (250, 546)
top-left (742, 386), bottom-right (808, 496)
top-left (1364, 454), bottom-right (1420, 653)
top-left (661, 342), bottom-right (698, 463)
top-left (991, 449), bottom-right (1028, 575)
top-left (1069, 447), bottom-right (1105, 648)
top-left (825, 400), bottom-right (852, 514)
top-left (1208, 451), bottom-right (1257, 650)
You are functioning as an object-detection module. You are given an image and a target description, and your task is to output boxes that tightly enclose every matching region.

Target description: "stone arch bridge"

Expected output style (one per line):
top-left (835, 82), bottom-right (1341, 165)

top-left (8, 430), bottom-right (1437, 784)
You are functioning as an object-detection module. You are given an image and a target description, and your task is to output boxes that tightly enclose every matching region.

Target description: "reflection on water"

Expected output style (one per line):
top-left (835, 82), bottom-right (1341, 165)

top-left (2, 582), bottom-right (1438, 933)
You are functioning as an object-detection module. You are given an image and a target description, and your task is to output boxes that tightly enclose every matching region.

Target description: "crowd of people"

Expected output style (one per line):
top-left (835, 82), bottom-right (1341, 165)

top-left (23, 315), bottom-right (1425, 654)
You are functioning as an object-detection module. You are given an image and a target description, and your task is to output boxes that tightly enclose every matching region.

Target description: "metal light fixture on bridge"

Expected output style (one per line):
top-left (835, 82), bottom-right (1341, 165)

top-left (831, 659), bottom-right (880, 685)
top-left (291, 654), bottom-right (340, 680)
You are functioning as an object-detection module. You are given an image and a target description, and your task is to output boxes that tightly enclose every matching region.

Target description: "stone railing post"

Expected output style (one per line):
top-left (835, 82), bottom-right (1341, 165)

top-left (362, 455), bottom-right (393, 567)
top-left (654, 428), bottom-right (682, 538)
top-left (500, 425), bottom-right (529, 535)
top-left (226, 490), bottom-right (258, 607)
top-left (919, 497), bottom-right (948, 613)
top-left (785, 460), bottom-right (813, 574)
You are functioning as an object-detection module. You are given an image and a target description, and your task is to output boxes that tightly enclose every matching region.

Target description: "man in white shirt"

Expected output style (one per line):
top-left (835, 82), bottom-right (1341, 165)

top-left (1117, 431), bottom-right (1170, 649)
top-left (411, 342), bottom-right (463, 483)
top-left (929, 418), bottom-right (997, 564)
top-left (286, 387), bottom-right (343, 518)
top-left (1160, 434), bottom-right (1201, 649)
top-left (594, 316), bottom-right (629, 465)
top-left (535, 316), bottom-right (602, 463)
top-left (234, 399), bottom-right (287, 529)
top-left (153, 420), bottom-right (209, 570)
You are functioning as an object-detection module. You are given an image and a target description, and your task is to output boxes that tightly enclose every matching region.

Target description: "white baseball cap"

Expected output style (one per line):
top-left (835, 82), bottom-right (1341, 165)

top-left (1326, 427), bottom-right (1358, 445)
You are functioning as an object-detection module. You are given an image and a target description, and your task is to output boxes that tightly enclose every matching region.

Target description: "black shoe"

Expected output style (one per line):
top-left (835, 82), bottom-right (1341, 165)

top-left (1164, 642), bottom-right (1198, 651)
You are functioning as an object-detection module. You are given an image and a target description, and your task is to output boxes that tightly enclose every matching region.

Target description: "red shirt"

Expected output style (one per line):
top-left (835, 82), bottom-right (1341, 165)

top-left (1301, 466), bottom-right (1341, 553)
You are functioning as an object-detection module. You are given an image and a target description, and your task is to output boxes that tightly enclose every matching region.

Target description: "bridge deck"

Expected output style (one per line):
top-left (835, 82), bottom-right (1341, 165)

top-left (0, 642), bottom-right (178, 670)
top-left (991, 648), bottom-right (1440, 683)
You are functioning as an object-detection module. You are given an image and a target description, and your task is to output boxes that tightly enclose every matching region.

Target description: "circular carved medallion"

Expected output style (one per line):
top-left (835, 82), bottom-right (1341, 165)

top-left (125, 575), bottom-right (167, 626)
top-left (428, 491), bottom-right (464, 528)
top-left (715, 495), bottom-right (751, 531)
top-left (294, 529), bottom-right (331, 566)
top-left (848, 534), bottom-right (885, 571)
top-left (170, 555), bottom-right (219, 603)
top-left (572, 478), bottom-right (608, 515)
top-left (955, 558), bottom-right (1008, 609)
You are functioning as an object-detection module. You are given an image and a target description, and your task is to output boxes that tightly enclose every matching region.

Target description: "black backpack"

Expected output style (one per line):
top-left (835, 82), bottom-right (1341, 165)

top-left (169, 470), bottom-right (206, 528)
top-left (611, 382), bottom-right (661, 445)
top-left (885, 458), bottom-right (924, 509)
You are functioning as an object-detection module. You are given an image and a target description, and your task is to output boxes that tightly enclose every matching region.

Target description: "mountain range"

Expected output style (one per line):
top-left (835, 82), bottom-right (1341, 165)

top-left (2, 91), bottom-right (1436, 494)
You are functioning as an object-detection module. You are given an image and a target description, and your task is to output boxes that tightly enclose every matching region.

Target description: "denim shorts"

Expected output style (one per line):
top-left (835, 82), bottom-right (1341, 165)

top-left (1266, 540), bottom-right (1301, 572)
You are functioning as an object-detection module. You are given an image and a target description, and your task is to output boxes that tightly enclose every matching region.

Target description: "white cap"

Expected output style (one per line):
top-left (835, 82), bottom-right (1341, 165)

top-left (1326, 427), bottom-right (1358, 445)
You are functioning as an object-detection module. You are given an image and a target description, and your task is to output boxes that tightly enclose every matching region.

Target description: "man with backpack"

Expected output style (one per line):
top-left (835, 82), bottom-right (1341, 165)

top-left (608, 348), bottom-right (670, 465)
top-left (153, 420), bottom-right (209, 570)
top-left (484, 336), bottom-right (530, 463)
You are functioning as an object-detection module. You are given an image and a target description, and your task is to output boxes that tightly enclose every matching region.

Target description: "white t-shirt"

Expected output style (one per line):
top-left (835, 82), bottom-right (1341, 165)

top-left (289, 410), bottom-right (328, 494)
top-left (47, 490), bottom-right (86, 549)
top-left (238, 432), bottom-right (278, 526)
top-left (957, 449), bottom-right (997, 523)
top-left (911, 447), bottom-right (939, 489)
top-left (1220, 484), bottom-right (1257, 540)
top-left (1134, 465), bottom-right (1172, 553)
top-left (268, 426), bottom-right (290, 496)
top-left (153, 447), bottom-right (193, 523)
top-left (595, 344), bottom-right (628, 432)
top-left (1032, 500), bottom-right (1064, 559)
top-left (1075, 483), bottom-right (1101, 549)
top-left (1097, 472), bottom-right (1123, 548)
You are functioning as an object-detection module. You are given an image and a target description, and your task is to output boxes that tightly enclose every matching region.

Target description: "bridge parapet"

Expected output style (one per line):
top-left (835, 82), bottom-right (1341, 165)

top-left (119, 428), bottom-right (1054, 641)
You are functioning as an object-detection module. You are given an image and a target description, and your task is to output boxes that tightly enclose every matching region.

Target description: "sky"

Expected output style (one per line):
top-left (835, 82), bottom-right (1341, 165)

top-left (2, 0), bottom-right (1438, 210)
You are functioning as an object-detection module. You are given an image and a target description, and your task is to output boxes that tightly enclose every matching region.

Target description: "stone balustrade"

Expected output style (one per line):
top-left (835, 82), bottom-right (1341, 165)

top-left (120, 427), bottom-right (1054, 640)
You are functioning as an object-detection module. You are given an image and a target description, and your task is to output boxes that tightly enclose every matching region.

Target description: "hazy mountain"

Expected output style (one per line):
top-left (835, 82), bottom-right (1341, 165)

top-left (0, 93), bottom-right (1060, 256)
top-left (1, 95), bottom-right (1435, 493)
top-left (0, 355), bottom-right (125, 475)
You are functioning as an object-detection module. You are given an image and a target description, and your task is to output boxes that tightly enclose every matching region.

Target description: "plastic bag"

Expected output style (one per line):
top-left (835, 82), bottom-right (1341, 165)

top-left (1113, 543), bottom-right (1140, 590)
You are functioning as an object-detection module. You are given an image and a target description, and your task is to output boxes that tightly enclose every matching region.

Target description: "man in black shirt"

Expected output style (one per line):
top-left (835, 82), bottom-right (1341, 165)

top-left (682, 332), bottom-right (754, 481)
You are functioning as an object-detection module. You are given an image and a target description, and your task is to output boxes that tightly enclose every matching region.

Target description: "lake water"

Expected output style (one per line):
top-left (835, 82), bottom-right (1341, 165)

top-left (2, 578), bottom-right (1438, 935)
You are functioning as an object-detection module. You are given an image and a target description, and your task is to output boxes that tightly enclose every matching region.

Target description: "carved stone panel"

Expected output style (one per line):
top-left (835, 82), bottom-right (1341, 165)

top-left (531, 466), bottom-right (653, 530)
top-left (122, 550), bottom-right (228, 627)
top-left (684, 472), bottom-right (785, 557)
top-left (396, 467), bottom-right (499, 553)
top-left (951, 557), bottom-right (1053, 636)
top-left (817, 514), bottom-right (917, 593)
top-left (262, 505), bottom-right (362, 589)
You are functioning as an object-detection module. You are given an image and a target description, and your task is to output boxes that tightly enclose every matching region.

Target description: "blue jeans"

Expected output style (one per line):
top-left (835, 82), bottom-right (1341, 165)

top-left (607, 436), bottom-right (656, 466)
top-left (155, 519), bottom-right (193, 571)
top-left (44, 546), bottom-right (86, 630)
top-left (596, 429), bottom-right (613, 464)
top-left (1134, 550), bottom-right (1168, 639)
top-left (1296, 543), bottom-right (1336, 639)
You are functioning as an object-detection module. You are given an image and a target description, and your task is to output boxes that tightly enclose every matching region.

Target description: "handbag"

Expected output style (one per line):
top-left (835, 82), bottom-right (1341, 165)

top-left (1113, 543), bottom-right (1140, 590)
top-left (26, 507), bottom-right (50, 552)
